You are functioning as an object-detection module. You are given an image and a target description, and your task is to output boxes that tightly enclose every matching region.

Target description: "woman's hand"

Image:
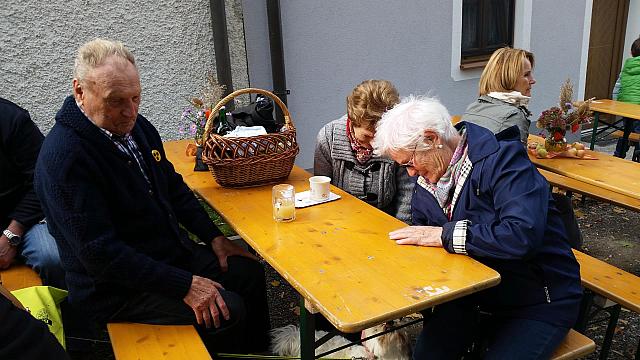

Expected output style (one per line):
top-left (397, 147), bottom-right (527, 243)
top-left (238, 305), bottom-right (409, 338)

top-left (389, 226), bottom-right (443, 247)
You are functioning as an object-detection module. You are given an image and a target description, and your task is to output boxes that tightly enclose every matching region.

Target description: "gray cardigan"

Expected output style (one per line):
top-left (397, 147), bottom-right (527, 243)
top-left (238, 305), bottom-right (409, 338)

top-left (313, 116), bottom-right (414, 223)
top-left (461, 95), bottom-right (531, 143)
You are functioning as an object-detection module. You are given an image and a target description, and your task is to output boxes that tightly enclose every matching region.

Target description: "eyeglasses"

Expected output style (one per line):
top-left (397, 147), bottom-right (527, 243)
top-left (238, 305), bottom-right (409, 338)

top-left (398, 140), bottom-right (442, 168)
top-left (398, 142), bottom-right (419, 168)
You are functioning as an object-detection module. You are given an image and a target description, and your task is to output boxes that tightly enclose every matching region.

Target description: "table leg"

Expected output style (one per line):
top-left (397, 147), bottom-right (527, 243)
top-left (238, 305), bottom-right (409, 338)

top-left (299, 297), bottom-right (316, 359)
top-left (599, 304), bottom-right (621, 360)
top-left (574, 290), bottom-right (594, 333)
top-left (590, 112), bottom-right (600, 150)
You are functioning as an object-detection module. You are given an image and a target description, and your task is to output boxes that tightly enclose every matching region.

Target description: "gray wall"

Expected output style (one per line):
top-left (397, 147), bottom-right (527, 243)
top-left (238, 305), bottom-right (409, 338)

top-left (243, 0), bottom-right (588, 168)
top-left (0, 0), bottom-right (248, 139)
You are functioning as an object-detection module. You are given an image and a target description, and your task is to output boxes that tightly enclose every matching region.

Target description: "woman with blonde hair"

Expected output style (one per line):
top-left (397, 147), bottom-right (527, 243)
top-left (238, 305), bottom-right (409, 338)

top-left (462, 47), bottom-right (536, 143)
top-left (314, 79), bottom-right (413, 223)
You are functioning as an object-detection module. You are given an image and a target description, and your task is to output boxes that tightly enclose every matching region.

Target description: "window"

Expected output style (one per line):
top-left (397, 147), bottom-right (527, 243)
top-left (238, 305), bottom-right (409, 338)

top-left (461, 0), bottom-right (515, 64)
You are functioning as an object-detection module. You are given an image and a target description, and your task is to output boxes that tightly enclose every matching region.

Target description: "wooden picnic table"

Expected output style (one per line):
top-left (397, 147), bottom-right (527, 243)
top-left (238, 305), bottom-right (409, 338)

top-left (528, 135), bottom-right (640, 202)
top-left (163, 139), bottom-right (500, 359)
top-left (588, 99), bottom-right (640, 150)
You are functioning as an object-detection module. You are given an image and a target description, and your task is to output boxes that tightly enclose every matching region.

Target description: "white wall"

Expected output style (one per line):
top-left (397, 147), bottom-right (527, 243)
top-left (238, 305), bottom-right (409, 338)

top-left (624, 0), bottom-right (640, 59)
top-left (243, 0), bottom-right (588, 168)
top-left (0, 0), bottom-right (248, 139)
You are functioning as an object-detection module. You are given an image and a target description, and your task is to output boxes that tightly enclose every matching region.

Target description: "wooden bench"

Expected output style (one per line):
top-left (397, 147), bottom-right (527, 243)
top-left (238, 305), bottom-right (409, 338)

top-left (573, 249), bottom-right (640, 359)
top-left (610, 130), bottom-right (640, 142)
top-left (551, 329), bottom-right (596, 360)
top-left (108, 323), bottom-right (211, 360)
top-left (573, 250), bottom-right (640, 314)
top-left (537, 168), bottom-right (640, 212)
top-left (0, 264), bottom-right (42, 291)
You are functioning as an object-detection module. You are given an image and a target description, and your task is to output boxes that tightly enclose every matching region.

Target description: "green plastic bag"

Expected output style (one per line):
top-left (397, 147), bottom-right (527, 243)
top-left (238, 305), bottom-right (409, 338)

top-left (11, 286), bottom-right (68, 348)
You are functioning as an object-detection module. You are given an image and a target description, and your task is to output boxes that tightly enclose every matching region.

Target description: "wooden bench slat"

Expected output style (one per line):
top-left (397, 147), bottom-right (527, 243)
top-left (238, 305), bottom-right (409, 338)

top-left (611, 130), bottom-right (640, 142)
top-left (108, 323), bottom-right (211, 360)
top-left (551, 329), bottom-right (596, 360)
top-left (0, 264), bottom-right (42, 291)
top-left (538, 168), bottom-right (640, 211)
top-left (573, 250), bottom-right (640, 313)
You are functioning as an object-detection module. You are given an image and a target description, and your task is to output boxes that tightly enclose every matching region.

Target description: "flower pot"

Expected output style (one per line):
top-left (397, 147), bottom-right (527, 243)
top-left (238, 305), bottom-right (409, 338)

top-left (545, 127), bottom-right (568, 153)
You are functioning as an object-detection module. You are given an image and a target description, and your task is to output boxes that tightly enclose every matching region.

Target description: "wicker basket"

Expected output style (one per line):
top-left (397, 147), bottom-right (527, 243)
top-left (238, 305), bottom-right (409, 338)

top-left (201, 88), bottom-right (299, 188)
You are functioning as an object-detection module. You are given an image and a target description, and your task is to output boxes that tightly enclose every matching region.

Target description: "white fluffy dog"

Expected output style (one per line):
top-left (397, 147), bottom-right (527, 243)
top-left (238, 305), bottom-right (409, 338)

top-left (270, 321), bottom-right (411, 359)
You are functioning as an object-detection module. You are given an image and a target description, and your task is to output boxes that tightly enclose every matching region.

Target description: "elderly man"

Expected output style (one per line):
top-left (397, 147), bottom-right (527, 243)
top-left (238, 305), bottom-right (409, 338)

top-left (34, 38), bottom-right (270, 353)
top-left (0, 97), bottom-right (64, 288)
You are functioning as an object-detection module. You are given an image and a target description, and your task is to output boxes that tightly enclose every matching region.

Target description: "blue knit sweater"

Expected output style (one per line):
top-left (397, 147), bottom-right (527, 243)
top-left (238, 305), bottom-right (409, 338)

top-left (35, 96), bottom-right (222, 323)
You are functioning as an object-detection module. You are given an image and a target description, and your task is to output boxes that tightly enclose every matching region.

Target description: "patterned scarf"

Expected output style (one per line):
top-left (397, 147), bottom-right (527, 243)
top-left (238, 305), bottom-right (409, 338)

top-left (346, 117), bottom-right (373, 164)
top-left (423, 130), bottom-right (469, 212)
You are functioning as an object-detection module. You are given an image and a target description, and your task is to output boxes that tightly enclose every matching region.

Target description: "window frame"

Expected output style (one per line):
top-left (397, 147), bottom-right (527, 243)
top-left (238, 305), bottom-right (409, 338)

top-left (451, 0), bottom-right (532, 81)
top-left (460, 0), bottom-right (516, 64)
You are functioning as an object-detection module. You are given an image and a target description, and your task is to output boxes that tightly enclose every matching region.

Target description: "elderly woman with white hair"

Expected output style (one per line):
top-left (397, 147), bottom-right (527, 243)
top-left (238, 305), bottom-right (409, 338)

top-left (372, 96), bottom-right (582, 359)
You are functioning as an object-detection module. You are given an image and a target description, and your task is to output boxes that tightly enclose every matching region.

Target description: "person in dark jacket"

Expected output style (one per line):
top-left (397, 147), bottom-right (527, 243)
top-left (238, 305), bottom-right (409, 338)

top-left (0, 284), bottom-right (69, 360)
top-left (372, 95), bottom-right (582, 359)
top-left (34, 38), bottom-right (270, 353)
top-left (0, 97), bottom-right (64, 288)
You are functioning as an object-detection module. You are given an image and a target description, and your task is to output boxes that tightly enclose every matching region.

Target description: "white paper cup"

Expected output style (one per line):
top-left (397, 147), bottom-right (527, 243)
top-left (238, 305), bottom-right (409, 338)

top-left (309, 176), bottom-right (331, 201)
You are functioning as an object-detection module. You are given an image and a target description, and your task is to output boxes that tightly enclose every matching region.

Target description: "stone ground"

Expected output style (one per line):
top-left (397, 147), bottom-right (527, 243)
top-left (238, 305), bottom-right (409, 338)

top-left (80, 135), bottom-right (639, 359)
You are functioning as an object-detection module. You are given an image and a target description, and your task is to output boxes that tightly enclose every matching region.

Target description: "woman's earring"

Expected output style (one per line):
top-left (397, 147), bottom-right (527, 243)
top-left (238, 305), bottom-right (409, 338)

top-left (435, 144), bottom-right (443, 149)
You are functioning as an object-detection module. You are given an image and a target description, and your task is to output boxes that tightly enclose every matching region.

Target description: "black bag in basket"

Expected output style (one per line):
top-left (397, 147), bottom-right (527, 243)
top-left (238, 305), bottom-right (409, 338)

top-left (229, 95), bottom-right (282, 133)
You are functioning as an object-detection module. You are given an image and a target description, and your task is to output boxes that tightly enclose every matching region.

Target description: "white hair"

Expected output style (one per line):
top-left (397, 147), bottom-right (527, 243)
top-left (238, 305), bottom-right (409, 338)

top-left (372, 95), bottom-right (457, 157)
top-left (74, 38), bottom-right (136, 81)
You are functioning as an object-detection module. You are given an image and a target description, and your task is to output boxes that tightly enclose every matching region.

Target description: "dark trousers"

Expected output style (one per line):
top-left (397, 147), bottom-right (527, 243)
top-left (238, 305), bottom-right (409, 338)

top-left (413, 298), bottom-right (569, 360)
top-left (614, 117), bottom-right (640, 159)
top-left (0, 295), bottom-right (70, 360)
top-left (109, 245), bottom-right (270, 354)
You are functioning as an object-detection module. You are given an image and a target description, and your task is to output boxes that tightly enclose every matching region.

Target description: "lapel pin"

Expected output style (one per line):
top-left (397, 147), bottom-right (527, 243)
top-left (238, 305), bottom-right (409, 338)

top-left (151, 150), bottom-right (161, 162)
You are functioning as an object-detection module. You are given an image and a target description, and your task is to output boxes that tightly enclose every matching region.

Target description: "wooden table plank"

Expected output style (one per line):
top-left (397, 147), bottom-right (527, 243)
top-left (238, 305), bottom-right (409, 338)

top-left (0, 265), bottom-right (42, 291)
top-left (537, 168), bottom-right (640, 211)
top-left (164, 140), bottom-right (500, 333)
top-left (588, 99), bottom-right (640, 149)
top-left (108, 323), bottom-right (211, 360)
top-left (528, 135), bottom-right (640, 201)
top-left (590, 99), bottom-right (640, 119)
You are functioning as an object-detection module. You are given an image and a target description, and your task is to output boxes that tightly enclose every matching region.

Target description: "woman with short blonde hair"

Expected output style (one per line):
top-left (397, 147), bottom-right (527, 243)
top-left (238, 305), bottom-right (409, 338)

top-left (462, 47), bottom-right (536, 143)
top-left (479, 48), bottom-right (535, 96)
top-left (314, 79), bottom-right (412, 223)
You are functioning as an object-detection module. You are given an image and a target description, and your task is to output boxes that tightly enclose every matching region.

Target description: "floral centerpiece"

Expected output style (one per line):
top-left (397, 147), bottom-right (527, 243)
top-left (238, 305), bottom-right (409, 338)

top-left (179, 73), bottom-right (225, 146)
top-left (536, 79), bottom-right (593, 152)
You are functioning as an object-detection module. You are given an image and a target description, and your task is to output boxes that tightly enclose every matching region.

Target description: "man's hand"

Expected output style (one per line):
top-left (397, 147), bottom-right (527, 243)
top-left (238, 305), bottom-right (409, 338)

top-left (183, 275), bottom-right (229, 328)
top-left (389, 226), bottom-right (444, 247)
top-left (210, 235), bottom-right (258, 272)
top-left (0, 236), bottom-right (18, 269)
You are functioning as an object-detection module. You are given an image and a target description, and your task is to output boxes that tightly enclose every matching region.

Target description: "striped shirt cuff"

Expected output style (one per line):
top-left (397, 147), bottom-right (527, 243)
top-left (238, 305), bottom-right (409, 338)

top-left (452, 220), bottom-right (470, 255)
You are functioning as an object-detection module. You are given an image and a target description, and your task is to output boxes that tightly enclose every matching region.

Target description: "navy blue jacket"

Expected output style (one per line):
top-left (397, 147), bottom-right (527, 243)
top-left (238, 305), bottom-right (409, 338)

top-left (412, 122), bottom-right (582, 327)
top-left (35, 96), bottom-right (222, 322)
top-left (0, 98), bottom-right (45, 230)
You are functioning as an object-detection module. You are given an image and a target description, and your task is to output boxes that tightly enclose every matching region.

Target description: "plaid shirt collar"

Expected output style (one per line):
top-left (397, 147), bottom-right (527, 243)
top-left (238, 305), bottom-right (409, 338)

top-left (76, 102), bottom-right (150, 185)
